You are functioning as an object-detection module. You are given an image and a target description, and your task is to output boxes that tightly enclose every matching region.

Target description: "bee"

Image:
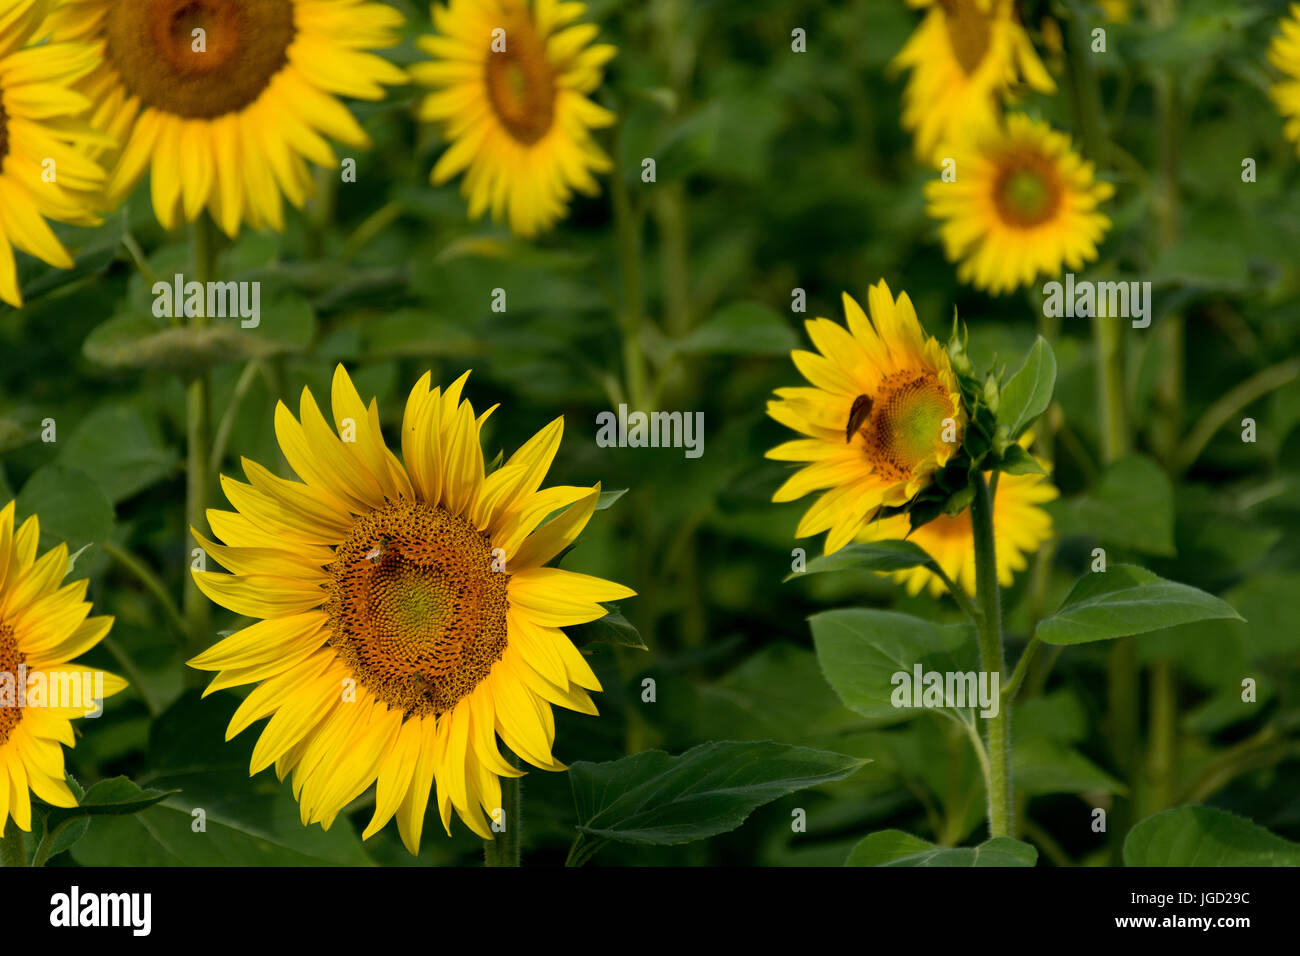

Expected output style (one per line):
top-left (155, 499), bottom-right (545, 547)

top-left (365, 535), bottom-right (393, 564)
top-left (845, 394), bottom-right (873, 443)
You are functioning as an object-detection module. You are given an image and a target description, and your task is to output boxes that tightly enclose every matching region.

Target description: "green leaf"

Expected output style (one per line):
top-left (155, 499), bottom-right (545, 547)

top-left (673, 302), bottom-right (798, 356)
top-left (997, 336), bottom-right (1056, 439)
top-left (566, 606), bottom-right (646, 650)
top-left (809, 609), bottom-right (978, 723)
top-left (846, 830), bottom-right (1037, 867)
top-left (1037, 565), bottom-right (1242, 646)
top-left (596, 489), bottom-right (627, 511)
top-left (997, 443), bottom-right (1046, 475)
top-left (1123, 806), bottom-right (1300, 866)
top-left (570, 741), bottom-right (865, 850)
top-left (1051, 455), bottom-right (1176, 555)
top-left (58, 404), bottom-right (179, 504)
top-left (785, 539), bottom-right (935, 582)
top-left (36, 777), bottom-right (177, 865)
top-left (16, 463), bottom-right (114, 554)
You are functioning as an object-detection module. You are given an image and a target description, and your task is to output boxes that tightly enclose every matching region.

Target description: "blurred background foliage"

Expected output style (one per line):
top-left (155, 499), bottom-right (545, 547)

top-left (1, 0), bottom-right (1299, 865)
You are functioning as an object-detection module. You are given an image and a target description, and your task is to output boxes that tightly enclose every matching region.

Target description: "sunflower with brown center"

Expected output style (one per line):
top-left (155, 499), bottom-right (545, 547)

top-left (767, 280), bottom-right (967, 555)
top-left (0, 0), bottom-right (108, 308)
top-left (410, 0), bottom-right (617, 237)
top-left (0, 500), bottom-right (127, 836)
top-left (189, 365), bottom-right (634, 847)
top-left (924, 113), bottom-right (1113, 295)
top-left (893, 0), bottom-right (1055, 163)
top-left (50, 0), bottom-right (406, 236)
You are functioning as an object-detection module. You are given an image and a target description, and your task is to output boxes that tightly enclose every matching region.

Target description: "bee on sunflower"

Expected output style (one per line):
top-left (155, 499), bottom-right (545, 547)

top-left (189, 365), bottom-right (634, 849)
top-left (925, 113), bottom-right (1113, 295)
top-left (49, 0), bottom-right (407, 236)
top-left (0, 501), bottom-right (127, 837)
top-left (766, 280), bottom-right (969, 555)
top-left (410, 0), bottom-right (617, 237)
top-left (0, 0), bottom-right (108, 308)
top-left (892, 0), bottom-right (1055, 163)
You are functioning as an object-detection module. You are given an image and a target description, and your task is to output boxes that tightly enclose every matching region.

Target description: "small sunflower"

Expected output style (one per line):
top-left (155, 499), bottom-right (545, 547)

top-left (925, 113), bottom-right (1113, 295)
top-left (0, 500), bottom-right (127, 836)
top-left (189, 365), bottom-right (634, 848)
top-left (51, 0), bottom-right (406, 236)
top-left (858, 447), bottom-right (1058, 597)
top-left (767, 280), bottom-right (967, 555)
top-left (1270, 4), bottom-right (1300, 158)
top-left (0, 0), bottom-right (107, 308)
top-left (893, 0), bottom-right (1055, 163)
top-left (411, 0), bottom-right (617, 237)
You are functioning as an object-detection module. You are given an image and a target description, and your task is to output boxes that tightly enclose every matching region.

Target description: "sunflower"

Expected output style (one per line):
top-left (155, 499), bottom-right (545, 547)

top-left (189, 365), bottom-right (634, 848)
top-left (893, 0), bottom-right (1055, 163)
top-left (0, 0), bottom-right (107, 308)
top-left (767, 280), bottom-right (967, 556)
top-left (924, 113), bottom-right (1113, 295)
top-left (1270, 4), bottom-right (1300, 158)
top-left (857, 446), bottom-right (1058, 598)
top-left (411, 0), bottom-right (616, 237)
top-left (0, 501), bottom-right (127, 837)
top-left (49, 0), bottom-right (406, 236)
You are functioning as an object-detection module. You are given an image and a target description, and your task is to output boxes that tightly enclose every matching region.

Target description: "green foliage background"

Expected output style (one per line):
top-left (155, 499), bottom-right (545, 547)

top-left (1, 0), bottom-right (1299, 866)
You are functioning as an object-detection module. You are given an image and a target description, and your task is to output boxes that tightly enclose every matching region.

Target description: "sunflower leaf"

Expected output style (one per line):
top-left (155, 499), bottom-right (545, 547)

top-left (1124, 806), bottom-right (1300, 866)
top-left (567, 605), bottom-right (646, 650)
top-left (1037, 564), bottom-right (1243, 645)
top-left (997, 335), bottom-right (1057, 440)
top-left (569, 741), bottom-right (865, 854)
top-left (784, 539), bottom-right (936, 582)
top-left (846, 831), bottom-right (1037, 867)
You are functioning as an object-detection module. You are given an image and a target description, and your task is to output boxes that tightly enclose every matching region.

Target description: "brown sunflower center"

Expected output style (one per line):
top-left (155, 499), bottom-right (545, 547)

top-left (324, 502), bottom-right (509, 718)
top-left (0, 624), bottom-right (25, 746)
top-left (857, 370), bottom-right (955, 481)
top-left (993, 153), bottom-right (1063, 227)
top-left (484, 11), bottom-right (556, 145)
top-left (103, 0), bottom-right (296, 119)
top-left (941, 0), bottom-right (992, 75)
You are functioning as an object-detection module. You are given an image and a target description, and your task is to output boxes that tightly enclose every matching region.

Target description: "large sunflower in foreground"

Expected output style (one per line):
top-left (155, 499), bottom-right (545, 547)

top-left (767, 280), bottom-right (966, 555)
top-left (925, 113), bottom-right (1113, 295)
top-left (1270, 4), bottom-right (1300, 158)
top-left (0, 0), bottom-right (107, 308)
top-left (411, 0), bottom-right (617, 237)
top-left (893, 0), bottom-right (1055, 163)
top-left (0, 501), bottom-right (127, 836)
top-left (858, 445), bottom-right (1058, 597)
top-left (190, 365), bottom-right (633, 848)
top-left (50, 0), bottom-right (406, 236)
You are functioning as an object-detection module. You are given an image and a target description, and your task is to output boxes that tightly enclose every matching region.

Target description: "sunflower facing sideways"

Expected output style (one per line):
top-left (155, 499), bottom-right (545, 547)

top-left (857, 441), bottom-right (1058, 598)
top-left (0, 501), bottom-right (127, 837)
top-left (411, 0), bottom-right (617, 237)
top-left (189, 366), bottom-right (634, 849)
top-left (0, 0), bottom-right (107, 308)
top-left (893, 0), bottom-right (1055, 163)
top-left (49, 0), bottom-right (406, 236)
top-left (767, 280), bottom-right (966, 556)
top-left (925, 113), bottom-right (1113, 295)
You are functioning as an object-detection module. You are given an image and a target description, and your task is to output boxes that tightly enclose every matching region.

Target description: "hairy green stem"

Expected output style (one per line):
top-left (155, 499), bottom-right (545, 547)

top-left (483, 760), bottom-right (521, 867)
top-left (971, 472), bottom-right (1012, 838)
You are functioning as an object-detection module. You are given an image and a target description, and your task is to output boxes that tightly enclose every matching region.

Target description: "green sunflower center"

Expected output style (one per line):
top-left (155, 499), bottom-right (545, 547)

top-left (859, 370), bottom-right (955, 481)
top-left (104, 0), bottom-right (296, 119)
top-left (0, 624), bottom-right (25, 746)
top-left (485, 11), bottom-right (556, 145)
top-left (993, 155), bottom-right (1063, 227)
top-left (325, 502), bottom-right (509, 718)
top-left (941, 0), bottom-right (992, 75)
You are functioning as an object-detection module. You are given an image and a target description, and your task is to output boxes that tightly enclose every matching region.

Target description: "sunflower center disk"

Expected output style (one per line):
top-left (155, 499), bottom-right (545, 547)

top-left (860, 371), bottom-right (954, 481)
top-left (485, 12), bottom-right (556, 145)
top-left (942, 0), bottom-right (992, 75)
top-left (325, 503), bottom-right (509, 718)
top-left (0, 624), bottom-right (25, 745)
top-left (104, 0), bottom-right (296, 118)
top-left (994, 159), bottom-right (1063, 227)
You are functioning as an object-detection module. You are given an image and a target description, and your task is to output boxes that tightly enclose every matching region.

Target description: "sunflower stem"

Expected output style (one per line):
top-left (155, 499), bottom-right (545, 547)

top-left (970, 471), bottom-right (1012, 839)
top-left (0, 825), bottom-right (25, 867)
top-left (484, 756), bottom-right (521, 867)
